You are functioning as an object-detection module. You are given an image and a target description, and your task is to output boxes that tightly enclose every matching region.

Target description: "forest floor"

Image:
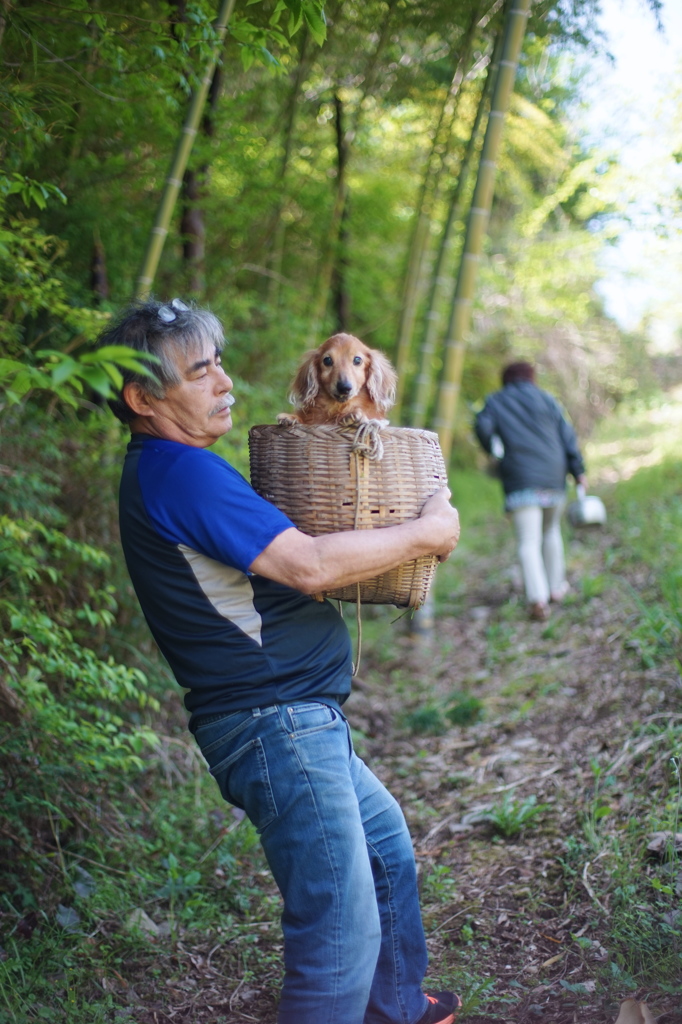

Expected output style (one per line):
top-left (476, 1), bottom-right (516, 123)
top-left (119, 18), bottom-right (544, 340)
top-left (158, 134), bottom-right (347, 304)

top-left (112, 390), bottom-right (682, 1024)
top-left (347, 515), bottom-right (681, 1024)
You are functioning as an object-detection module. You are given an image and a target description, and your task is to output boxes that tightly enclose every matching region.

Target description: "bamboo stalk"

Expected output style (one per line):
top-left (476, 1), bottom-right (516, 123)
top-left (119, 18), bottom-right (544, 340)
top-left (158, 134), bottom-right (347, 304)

top-left (411, 28), bottom-right (502, 428)
top-left (392, 5), bottom-right (483, 415)
top-left (433, 0), bottom-right (531, 463)
top-left (135, 0), bottom-right (236, 299)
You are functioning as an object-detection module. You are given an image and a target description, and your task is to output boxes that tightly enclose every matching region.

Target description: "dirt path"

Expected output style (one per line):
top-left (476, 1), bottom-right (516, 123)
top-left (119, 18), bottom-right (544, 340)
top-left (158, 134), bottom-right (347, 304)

top-left (345, 497), bottom-right (681, 1023)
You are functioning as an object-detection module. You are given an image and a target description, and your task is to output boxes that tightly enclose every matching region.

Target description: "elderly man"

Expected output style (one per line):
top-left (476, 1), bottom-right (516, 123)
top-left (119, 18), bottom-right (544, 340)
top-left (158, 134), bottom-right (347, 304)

top-left (103, 298), bottom-right (462, 1024)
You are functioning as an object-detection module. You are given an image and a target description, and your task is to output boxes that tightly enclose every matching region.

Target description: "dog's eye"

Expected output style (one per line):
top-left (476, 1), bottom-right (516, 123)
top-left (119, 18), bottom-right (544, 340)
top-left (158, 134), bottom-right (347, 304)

top-left (322, 356), bottom-right (333, 366)
top-left (353, 356), bottom-right (364, 365)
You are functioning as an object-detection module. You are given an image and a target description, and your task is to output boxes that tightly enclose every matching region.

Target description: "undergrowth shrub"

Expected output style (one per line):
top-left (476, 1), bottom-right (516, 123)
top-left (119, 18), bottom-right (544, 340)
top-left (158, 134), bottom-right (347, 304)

top-left (0, 512), bottom-right (159, 894)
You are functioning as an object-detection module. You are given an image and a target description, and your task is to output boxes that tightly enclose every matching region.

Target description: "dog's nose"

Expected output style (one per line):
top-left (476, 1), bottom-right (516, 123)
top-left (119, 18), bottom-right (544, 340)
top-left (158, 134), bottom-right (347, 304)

top-left (336, 380), bottom-right (353, 397)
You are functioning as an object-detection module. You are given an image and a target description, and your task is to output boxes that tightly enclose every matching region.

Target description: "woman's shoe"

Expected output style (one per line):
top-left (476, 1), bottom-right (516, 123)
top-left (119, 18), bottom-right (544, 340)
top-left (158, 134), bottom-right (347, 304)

top-left (550, 581), bottom-right (570, 603)
top-left (529, 601), bottom-right (550, 621)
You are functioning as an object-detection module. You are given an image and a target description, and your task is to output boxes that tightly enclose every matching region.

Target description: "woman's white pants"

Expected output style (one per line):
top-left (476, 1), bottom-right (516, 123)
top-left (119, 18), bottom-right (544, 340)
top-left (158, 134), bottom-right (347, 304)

top-left (511, 502), bottom-right (566, 605)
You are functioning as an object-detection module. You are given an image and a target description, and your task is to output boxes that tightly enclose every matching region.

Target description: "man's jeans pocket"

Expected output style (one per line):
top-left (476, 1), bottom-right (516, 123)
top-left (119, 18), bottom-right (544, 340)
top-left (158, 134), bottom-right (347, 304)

top-left (208, 735), bottom-right (277, 832)
top-left (195, 703), bottom-right (346, 836)
top-left (286, 701), bottom-right (338, 736)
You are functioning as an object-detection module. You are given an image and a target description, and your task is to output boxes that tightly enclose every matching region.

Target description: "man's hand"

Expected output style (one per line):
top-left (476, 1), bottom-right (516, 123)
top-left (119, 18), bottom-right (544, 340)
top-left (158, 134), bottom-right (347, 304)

top-left (418, 487), bottom-right (461, 562)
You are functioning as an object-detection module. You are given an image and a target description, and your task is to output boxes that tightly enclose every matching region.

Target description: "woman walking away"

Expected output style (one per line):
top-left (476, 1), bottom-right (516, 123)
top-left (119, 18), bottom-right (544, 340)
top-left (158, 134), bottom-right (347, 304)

top-left (474, 361), bottom-right (586, 622)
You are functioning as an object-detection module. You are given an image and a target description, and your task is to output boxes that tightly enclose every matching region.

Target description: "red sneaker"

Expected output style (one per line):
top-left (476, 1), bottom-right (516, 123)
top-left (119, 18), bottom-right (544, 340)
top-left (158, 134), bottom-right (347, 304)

top-left (416, 990), bottom-right (462, 1024)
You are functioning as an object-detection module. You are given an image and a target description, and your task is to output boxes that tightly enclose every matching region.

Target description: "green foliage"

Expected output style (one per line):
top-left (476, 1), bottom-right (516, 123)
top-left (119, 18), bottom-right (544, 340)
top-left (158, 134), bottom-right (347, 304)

top-left (481, 793), bottom-right (549, 838)
top-left (0, 464), bottom-right (161, 907)
top-left (403, 702), bottom-right (447, 736)
top-left (402, 689), bottom-right (484, 735)
top-left (421, 863), bottom-right (457, 905)
top-left (0, 514), bottom-right (158, 763)
top-left (444, 691), bottom-right (484, 726)
top-left (0, 183), bottom-right (161, 410)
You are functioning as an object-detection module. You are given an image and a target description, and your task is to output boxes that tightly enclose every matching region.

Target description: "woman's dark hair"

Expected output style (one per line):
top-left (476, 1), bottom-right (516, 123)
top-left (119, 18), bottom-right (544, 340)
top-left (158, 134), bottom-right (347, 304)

top-left (502, 361), bottom-right (535, 386)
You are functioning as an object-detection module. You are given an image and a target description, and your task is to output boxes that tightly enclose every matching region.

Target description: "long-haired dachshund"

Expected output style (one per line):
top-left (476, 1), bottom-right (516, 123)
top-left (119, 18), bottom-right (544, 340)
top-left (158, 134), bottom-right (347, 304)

top-left (277, 333), bottom-right (398, 427)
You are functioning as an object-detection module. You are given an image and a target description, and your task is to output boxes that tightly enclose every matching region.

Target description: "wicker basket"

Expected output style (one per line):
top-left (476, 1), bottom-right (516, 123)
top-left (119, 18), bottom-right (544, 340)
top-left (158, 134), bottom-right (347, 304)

top-left (248, 422), bottom-right (448, 608)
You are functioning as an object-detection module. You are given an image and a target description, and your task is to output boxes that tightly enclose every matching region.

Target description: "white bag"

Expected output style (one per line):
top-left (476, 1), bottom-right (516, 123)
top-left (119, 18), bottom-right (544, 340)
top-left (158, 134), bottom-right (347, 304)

top-left (566, 483), bottom-right (607, 528)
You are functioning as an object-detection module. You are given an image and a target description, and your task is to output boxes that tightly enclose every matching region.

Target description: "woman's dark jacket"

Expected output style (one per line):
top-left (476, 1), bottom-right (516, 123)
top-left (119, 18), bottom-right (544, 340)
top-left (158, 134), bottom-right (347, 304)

top-left (474, 381), bottom-right (585, 496)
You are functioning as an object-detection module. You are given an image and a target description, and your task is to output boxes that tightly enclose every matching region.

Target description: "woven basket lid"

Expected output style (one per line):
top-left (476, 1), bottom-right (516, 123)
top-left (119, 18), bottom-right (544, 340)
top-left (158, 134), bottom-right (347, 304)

top-left (248, 422), bottom-right (448, 608)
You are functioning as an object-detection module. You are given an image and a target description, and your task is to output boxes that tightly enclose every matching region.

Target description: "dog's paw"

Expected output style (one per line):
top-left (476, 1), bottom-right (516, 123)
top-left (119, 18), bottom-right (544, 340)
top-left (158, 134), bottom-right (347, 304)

top-left (276, 412), bottom-right (301, 426)
top-left (338, 410), bottom-right (368, 427)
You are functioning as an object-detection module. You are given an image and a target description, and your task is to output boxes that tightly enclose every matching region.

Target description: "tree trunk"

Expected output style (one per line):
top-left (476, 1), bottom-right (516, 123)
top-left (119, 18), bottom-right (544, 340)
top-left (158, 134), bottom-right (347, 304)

top-left (180, 169), bottom-right (206, 294)
top-left (307, 1), bottom-right (397, 340)
top-left (411, 27), bottom-right (502, 428)
top-left (267, 28), bottom-right (311, 308)
top-left (135, 0), bottom-right (236, 300)
top-left (90, 230), bottom-right (109, 304)
top-left (331, 93), bottom-right (351, 331)
top-left (433, 0), bottom-right (531, 464)
top-left (180, 65), bottom-right (222, 296)
top-left (0, 0), bottom-right (11, 52)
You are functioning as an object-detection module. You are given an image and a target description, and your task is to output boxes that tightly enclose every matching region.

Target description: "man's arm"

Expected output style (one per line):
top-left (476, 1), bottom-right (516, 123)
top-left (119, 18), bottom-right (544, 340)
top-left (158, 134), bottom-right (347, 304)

top-left (249, 487), bottom-right (460, 594)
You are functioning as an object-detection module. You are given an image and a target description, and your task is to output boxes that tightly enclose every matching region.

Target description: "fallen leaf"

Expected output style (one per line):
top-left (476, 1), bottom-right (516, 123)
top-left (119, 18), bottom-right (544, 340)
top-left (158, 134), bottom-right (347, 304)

top-left (73, 865), bottom-right (96, 898)
top-left (646, 831), bottom-right (682, 857)
top-left (56, 904), bottom-right (81, 933)
top-left (614, 999), bottom-right (656, 1024)
top-left (541, 953), bottom-right (563, 967)
top-left (125, 908), bottom-right (159, 937)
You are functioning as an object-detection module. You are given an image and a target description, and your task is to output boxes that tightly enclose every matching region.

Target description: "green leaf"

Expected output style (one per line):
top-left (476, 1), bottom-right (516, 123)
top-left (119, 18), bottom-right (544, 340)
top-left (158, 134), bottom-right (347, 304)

top-left (259, 46), bottom-right (281, 68)
top-left (102, 363), bottom-right (123, 390)
top-left (282, 0), bottom-right (302, 17)
top-left (29, 185), bottom-right (47, 210)
top-left (51, 357), bottom-right (80, 386)
top-left (0, 358), bottom-right (29, 382)
top-left (302, 3), bottom-right (326, 45)
top-left (240, 46), bottom-right (256, 71)
top-left (288, 9), bottom-right (303, 36)
top-left (84, 344), bottom-right (160, 366)
top-left (76, 365), bottom-right (113, 396)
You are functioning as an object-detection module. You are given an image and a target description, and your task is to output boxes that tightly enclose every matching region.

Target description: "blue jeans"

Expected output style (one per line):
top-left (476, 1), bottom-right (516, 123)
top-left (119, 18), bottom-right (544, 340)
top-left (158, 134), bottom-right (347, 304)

top-left (194, 703), bottom-right (430, 1024)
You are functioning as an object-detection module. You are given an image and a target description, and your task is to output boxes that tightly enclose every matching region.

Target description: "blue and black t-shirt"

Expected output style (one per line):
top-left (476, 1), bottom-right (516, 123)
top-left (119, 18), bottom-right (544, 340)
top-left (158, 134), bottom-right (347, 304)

top-left (118, 435), bottom-right (352, 728)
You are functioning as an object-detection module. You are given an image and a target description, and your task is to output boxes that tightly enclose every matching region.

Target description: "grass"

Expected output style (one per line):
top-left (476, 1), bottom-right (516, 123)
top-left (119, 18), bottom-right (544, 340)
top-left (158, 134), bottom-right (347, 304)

top-left (481, 793), bottom-right (550, 839)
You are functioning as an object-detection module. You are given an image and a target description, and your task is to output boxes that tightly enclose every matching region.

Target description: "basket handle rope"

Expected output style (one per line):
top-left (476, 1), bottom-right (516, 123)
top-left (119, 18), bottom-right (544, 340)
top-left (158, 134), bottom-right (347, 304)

top-left (349, 419), bottom-right (384, 461)
top-left (348, 420), bottom-right (384, 676)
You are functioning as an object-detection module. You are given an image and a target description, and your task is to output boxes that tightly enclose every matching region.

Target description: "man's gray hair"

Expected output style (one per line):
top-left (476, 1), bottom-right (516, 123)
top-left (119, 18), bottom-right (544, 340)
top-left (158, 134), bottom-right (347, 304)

top-left (99, 298), bottom-right (225, 423)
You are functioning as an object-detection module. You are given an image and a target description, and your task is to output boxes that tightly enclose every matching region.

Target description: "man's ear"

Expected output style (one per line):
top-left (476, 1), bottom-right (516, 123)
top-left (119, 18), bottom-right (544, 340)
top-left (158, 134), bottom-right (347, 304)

top-left (123, 381), bottom-right (157, 418)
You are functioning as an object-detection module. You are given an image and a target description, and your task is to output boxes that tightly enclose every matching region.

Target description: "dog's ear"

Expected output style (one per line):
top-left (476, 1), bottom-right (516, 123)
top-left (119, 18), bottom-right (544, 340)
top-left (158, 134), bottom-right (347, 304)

top-left (366, 349), bottom-right (398, 413)
top-left (288, 350), bottom-right (320, 409)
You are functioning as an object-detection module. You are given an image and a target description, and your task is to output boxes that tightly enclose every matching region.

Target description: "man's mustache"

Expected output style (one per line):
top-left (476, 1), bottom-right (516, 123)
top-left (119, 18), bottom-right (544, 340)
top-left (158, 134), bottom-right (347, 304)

top-left (210, 393), bottom-right (235, 416)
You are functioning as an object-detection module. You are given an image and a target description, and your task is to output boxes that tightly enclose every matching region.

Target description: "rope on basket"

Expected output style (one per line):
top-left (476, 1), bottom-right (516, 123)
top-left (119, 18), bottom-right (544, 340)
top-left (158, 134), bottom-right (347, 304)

top-left (349, 420), bottom-right (384, 677)
top-left (349, 419), bottom-right (385, 461)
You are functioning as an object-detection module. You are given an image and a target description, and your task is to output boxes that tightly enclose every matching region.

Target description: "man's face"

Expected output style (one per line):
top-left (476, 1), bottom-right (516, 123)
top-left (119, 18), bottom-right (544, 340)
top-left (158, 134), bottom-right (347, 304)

top-left (129, 339), bottom-right (234, 448)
